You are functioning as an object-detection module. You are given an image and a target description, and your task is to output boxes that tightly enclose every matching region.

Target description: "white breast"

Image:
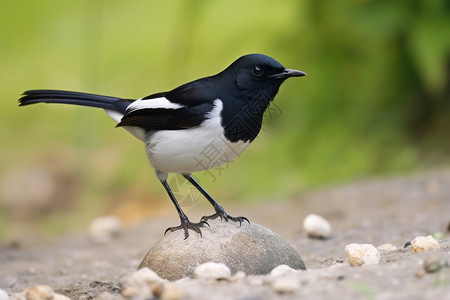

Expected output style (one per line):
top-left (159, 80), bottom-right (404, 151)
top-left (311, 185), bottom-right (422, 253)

top-left (145, 100), bottom-right (250, 174)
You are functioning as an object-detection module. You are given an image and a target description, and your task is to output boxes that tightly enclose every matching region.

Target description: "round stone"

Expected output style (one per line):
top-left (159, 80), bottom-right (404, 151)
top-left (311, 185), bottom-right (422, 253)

top-left (138, 219), bottom-right (306, 280)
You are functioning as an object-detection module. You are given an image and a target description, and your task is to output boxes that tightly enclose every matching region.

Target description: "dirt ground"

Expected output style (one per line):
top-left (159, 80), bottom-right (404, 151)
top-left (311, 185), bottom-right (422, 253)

top-left (1, 169), bottom-right (449, 299)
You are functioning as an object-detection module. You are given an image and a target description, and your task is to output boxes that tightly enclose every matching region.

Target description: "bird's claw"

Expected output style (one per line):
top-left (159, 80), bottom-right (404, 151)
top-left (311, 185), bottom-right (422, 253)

top-left (201, 212), bottom-right (250, 227)
top-left (164, 219), bottom-right (209, 240)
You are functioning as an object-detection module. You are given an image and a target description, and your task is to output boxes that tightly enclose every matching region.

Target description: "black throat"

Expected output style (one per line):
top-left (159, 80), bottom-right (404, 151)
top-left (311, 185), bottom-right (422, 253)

top-left (220, 97), bottom-right (271, 143)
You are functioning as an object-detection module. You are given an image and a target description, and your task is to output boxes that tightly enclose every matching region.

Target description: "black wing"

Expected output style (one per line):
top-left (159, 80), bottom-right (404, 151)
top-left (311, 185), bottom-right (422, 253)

top-left (141, 76), bottom-right (218, 107)
top-left (119, 76), bottom-right (219, 130)
top-left (117, 102), bottom-right (215, 130)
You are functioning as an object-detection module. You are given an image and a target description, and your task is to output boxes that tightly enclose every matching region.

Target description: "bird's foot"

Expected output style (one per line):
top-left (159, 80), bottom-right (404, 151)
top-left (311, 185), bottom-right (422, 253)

top-left (164, 216), bottom-right (209, 240)
top-left (201, 206), bottom-right (250, 226)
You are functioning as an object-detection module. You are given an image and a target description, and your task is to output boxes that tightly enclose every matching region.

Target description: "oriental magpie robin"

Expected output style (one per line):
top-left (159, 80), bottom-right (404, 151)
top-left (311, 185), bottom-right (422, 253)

top-left (19, 54), bottom-right (306, 238)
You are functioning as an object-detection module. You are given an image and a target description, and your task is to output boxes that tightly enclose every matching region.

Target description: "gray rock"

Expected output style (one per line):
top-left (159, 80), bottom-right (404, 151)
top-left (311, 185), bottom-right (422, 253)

top-left (138, 219), bottom-right (305, 280)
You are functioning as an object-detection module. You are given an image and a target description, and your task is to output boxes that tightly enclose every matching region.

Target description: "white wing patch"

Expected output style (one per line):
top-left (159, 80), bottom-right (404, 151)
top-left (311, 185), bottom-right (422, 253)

top-left (104, 96), bottom-right (184, 143)
top-left (126, 97), bottom-right (184, 112)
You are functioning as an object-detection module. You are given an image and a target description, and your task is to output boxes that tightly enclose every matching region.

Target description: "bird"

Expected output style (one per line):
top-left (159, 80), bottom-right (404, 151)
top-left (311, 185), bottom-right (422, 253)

top-left (19, 54), bottom-right (306, 239)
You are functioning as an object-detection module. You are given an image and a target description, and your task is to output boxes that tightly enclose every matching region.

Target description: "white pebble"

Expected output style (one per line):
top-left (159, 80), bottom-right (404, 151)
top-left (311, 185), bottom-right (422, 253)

top-left (194, 262), bottom-right (231, 279)
top-left (410, 235), bottom-right (440, 253)
top-left (247, 277), bottom-right (264, 286)
top-left (12, 286), bottom-right (70, 300)
top-left (54, 294), bottom-right (70, 300)
top-left (272, 278), bottom-right (300, 294)
top-left (161, 284), bottom-right (183, 300)
top-left (88, 215), bottom-right (122, 242)
top-left (25, 285), bottom-right (54, 300)
top-left (119, 267), bottom-right (165, 300)
top-left (0, 289), bottom-right (9, 300)
top-left (345, 243), bottom-right (381, 266)
top-left (303, 214), bottom-right (331, 239)
top-left (229, 271), bottom-right (246, 282)
top-left (270, 265), bottom-right (297, 277)
top-left (377, 243), bottom-right (398, 252)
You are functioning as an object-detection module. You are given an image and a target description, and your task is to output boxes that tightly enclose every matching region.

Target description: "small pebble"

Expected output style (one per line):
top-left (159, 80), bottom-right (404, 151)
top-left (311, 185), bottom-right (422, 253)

top-left (423, 252), bottom-right (448, 273)
top-left (27, 268), bottom-right (37, 275)
top-left (25, 285), bottom-right (54, 300)
top-left (88, 215), bottom-right (122, 242)
top-left (377, 243), bottom-right (398, 252)
top-left (416, 252), bottom-right (449, 278)
top-left (270, 265), bottom-right (298, 277)
top-left (95, 292), bottom-right (122, 300)
top-left (194, 262), bottom-right (231, 279)
top-left (303, 213), bottom-right (331, 239)
top-left (161, 284), bottom-right (183, 300)
top-left (272, 278), bottom-right (300, 294)
top-left (119, 267), bottom-right (165, 300)
top-left (9, 285), bottom-right (70, 300)
top-left (121, 267), bottom-right (163, 284)
top-left (345, 243), bottom-right (381, 266)
top-left (0, 289), bottom-right (9, 300)
top-left (247, 277), bottom-right (264, 286)
top-left (410, 235), bottom-right (440, 253)
top-left (229, 271), bottom-right (246, 282)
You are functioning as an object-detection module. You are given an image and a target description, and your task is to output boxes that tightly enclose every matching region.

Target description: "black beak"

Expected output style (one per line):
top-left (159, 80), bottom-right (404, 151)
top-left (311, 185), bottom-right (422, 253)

top-left (270, 68), bottom-right (307, 79)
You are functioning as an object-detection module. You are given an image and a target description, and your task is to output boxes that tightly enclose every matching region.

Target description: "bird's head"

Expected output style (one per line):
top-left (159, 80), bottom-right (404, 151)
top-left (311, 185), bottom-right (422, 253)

top-left (221, 54), bottom-right (306, 103)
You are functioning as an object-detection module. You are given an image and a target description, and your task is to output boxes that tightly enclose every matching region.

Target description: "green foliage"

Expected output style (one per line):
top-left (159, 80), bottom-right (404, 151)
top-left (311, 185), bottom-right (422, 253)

top-left (0, 0), bottom-right (449, 232)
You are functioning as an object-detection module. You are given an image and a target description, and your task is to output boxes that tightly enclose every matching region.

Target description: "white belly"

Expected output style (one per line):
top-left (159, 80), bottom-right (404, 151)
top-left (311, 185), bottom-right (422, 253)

top-left (145, 100), bottom-right (250, 174)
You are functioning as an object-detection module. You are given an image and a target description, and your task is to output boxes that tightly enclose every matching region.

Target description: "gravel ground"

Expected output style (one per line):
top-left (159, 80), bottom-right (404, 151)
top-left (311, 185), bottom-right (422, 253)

top-left (1, 170), bottom-right (449, 299)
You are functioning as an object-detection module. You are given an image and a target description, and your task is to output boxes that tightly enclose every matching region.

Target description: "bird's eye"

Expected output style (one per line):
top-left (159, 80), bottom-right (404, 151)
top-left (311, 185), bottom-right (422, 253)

top-left (252, 66), bottom-right (264, 76)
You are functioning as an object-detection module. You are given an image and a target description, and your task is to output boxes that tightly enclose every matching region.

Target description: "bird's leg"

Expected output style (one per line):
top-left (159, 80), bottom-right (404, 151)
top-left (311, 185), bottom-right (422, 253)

top-left (159, 178), bottom-right (208, 239)
top-left (183, 174), bottom-right (250, 225)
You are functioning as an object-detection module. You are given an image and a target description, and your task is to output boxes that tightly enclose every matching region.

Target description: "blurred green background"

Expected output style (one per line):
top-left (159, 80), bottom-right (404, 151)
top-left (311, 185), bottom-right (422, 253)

top-left (0, 0), bottom-right (449, 239)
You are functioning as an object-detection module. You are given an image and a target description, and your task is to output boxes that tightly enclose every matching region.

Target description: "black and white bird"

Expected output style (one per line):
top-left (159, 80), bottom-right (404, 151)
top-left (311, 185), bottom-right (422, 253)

top-left (19, 54), bottom-right (306, 238)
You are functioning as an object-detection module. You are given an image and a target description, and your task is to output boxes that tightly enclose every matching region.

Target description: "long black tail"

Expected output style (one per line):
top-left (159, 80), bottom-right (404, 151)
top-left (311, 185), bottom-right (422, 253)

top-left (19, 90), bottom-right (133, 114)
